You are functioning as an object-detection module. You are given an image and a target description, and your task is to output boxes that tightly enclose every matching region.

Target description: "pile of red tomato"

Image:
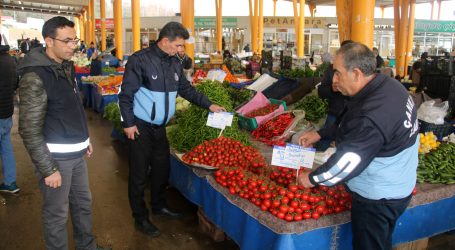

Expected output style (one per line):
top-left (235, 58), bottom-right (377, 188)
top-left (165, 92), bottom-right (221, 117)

top-left (214, 166), bottom-right (352, 222)
top-left (192, 69), bottom-right (207, 84)
top-left (182, 137), bottom-right (267, 174)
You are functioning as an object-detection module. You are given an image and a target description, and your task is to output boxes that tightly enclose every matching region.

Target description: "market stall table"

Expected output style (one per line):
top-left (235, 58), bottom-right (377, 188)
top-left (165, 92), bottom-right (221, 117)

top-left (169, 155), bottom-right (455, 250)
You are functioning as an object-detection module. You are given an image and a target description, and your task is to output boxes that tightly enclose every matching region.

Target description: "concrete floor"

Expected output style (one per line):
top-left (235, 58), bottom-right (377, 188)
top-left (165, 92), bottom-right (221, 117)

top-left (0, 107), bottom-right (453, 250)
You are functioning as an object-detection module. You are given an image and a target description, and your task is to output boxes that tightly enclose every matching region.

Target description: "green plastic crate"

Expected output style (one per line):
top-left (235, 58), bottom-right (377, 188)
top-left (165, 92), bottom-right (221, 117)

top-left (238, 98), bottom-right (288, 131)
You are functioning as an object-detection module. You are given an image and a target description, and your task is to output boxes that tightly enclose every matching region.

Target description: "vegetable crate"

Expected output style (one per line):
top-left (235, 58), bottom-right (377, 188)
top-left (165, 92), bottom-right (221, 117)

top-left (238, 98), bottom-right (287, 131)
top-left (418, 119), bottom-right (454, 139)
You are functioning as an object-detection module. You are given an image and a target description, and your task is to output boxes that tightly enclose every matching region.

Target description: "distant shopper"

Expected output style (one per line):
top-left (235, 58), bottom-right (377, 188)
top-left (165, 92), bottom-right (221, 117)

top-left (17, 16), bottom-right (106, 250)
top-left (0, 34), bottom-right (20, 194)
top-left (243, 44), bottom-right (250, 52)
top-left (80, 40), bottom-right (86, 52)
top-left (90, 52), bottom-right (102, 76)
top-left (87, 41), bottom-right (96, 59)
top-left (176, 48), bottom-right (193, 70)
top-left (411, 52), bottom-right (428, 86)
top-left (373, 47), bottom-right (384, 68)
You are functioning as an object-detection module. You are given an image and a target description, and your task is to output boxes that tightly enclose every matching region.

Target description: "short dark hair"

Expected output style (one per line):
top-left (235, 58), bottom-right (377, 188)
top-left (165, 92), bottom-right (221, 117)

top-left (42, 16), bottom-right (75, 39)
top-left (341, 40), bottom-right (354, 47)
top-left (157, 22), bottom-right (189, 42)
top-left (336, 42), bottom-right (377, 76)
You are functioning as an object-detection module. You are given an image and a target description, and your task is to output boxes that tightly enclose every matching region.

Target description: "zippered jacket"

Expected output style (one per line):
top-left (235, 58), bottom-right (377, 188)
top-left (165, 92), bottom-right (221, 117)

top-left (17, 47), bottom-right (90, 177)
top-left (0, 45), bottom-right (17, 119)
top-left (311, 74), bottom-right (419, 200)
top-left (119, 43), bottom-right (211, 128)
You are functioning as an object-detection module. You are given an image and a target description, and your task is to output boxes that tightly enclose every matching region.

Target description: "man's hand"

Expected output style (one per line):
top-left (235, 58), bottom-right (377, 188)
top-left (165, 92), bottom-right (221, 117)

top-left (86, 143), bottom-right (93, 158)
top-left (297, 170), bottom-right (315, 188)
top-left (209, 104), bottom-right (226, 113)
top-left (45, 171), bottom-right (62, 188)
top-left (124, 126), bottom-right (139, 140)
top-left (298, 131), bottom-right (321, 148)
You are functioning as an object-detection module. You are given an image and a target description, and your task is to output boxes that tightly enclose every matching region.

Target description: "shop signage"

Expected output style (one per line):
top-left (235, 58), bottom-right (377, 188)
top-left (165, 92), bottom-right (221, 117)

top-left (263, 17), bottom-right (326, 29)
top-left (195, 17), bottom-right (237, 28)
top-left (414, 20), bottom-right (455, 33)
top-left (95, 19), bottom-right (114, 29)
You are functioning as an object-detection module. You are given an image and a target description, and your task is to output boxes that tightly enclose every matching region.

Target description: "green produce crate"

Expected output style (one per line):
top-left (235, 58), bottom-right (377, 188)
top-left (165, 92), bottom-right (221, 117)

top-left (238, 98), bottom-right (288, 131)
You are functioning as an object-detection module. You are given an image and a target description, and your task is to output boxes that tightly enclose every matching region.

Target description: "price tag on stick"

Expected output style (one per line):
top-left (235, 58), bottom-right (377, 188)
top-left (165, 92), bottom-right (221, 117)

top-left (206, 112), bottom-right (234, 130)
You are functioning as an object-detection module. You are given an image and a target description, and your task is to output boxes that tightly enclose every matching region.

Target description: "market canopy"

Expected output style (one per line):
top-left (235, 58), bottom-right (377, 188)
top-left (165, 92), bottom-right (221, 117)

top-left (289, 0), bottom-right (447, 7)
top-left (0, 0), bottom-right (87, 16)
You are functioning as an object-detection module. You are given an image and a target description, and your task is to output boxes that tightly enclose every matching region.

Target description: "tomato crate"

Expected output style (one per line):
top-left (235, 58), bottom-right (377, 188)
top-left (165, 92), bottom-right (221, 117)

top-left (238, 98), bottom-right (288, 131)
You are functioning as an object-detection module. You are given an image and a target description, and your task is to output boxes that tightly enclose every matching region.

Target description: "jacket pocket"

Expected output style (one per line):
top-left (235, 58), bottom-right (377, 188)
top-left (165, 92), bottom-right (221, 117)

top-left (150, 102), bottom-right (156, 121)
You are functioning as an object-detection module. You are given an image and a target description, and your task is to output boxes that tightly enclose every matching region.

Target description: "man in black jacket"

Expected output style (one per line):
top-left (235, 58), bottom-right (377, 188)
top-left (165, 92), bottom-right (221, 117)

top-left (0, 35), bottom-right (20, 194)
top-left (298, 42), bottom-right (419, 250)
top-left (18, 17), bottom-right (102, 250)
top-left (119, 22), bottom-right (225, 237)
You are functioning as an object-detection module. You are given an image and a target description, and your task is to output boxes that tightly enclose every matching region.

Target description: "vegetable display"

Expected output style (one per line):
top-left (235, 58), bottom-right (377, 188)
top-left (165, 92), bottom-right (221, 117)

top-left (192, 69), bottom-right (207, 84)
top-left (245, 104), bottom-right (280, 118)
top-left (102, 67), bottom-right (118, 74)
top-left (252, 112), bottom-right (294, 146)
top-left (314, 62), bottom-right (330, 77)
top-left (103, 102), bottom-right (123, 133)
top-left (223, 65), bottom-right (239, 83)
top-left (222, 81), bottom-right (254, 109)
top-left (182, 137), bottom-right (267, 174)
top-left (279, 66), bottom-right (315, 79)
top-left (419, 132), bottom-right (440, 154)
top-left (293, 95), bottom-right (328, 122)
top-left (167, 80), bottom-right (250, 152)
top-left (417, 142), bottom-right (455, 184)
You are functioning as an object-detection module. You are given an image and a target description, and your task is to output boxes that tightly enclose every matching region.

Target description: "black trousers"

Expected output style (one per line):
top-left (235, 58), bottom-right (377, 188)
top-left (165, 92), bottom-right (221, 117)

top-left (128, 118), bottom-right (170, 221)
top-left (351, 192), bottom-right (412, 250)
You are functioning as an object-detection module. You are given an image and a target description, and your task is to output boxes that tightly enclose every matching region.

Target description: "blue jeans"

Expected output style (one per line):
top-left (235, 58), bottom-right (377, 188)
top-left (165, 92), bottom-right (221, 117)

top-left (0, 117), bottom-right (16, 185)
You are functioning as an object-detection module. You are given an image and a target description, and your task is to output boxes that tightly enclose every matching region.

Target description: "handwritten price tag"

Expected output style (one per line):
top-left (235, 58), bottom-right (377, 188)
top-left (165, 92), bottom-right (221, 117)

top-left (206, 112), bottom-right (234, 129)
top-left (271, 144), bottom-right (316, 169)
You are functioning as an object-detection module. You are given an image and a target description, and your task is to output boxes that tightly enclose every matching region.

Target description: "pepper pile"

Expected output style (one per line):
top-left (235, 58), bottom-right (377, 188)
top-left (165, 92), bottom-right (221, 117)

top-left (294, 95), bottom-right (328, 122)
top-left (192, 69), bottom-right (207, 84)
top-left (222, 65), bottom-right (239, 83)
top-left (245, 103), bottom-right (280, 118)
top-left (182, 137), bottom-right (267, 174)
top-left (214, 167), bottom-right (352, 221)
top-left (417, 142), bottom-right (455, 184)
top-left (252, 113), bottom-right (294, 146)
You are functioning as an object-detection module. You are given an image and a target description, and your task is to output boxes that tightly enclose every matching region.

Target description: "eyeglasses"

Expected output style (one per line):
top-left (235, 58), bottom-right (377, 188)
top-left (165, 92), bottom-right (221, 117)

top-left (51, 37), bottom-right (80, 46)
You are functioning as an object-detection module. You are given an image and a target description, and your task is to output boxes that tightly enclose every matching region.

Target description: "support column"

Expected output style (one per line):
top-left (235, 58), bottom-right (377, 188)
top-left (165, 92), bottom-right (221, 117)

top-left (258, 0), bottom-right (264, 53)
top-left (437, 0), bottom-right (441, 20)
top-left (80, 13), bottom-right (86, 42)
top-left (273, 0), bottom-right (277, 17)
top-left (336, 0), bottom-right (352, 43)
top-left (431, 1), bottom-right (434, 20)
top-left (100, 0), bottom-right (106, 51)
top-left (114, 0), bottom-right (123, 60)
top-left (297, 0), bottom-right (305, 58)
top-left (74, 16), bottom-right (81, 40)
top-left (351, 0), bottom-right (375, 48)
top-left (381, 5), bottom-right (385, 18)
top-left (253, 0), bottom-right (258, 54)
top-left (83, 10), bottom-right (88, 44)
top-left (86, 4), bottom-right (92, 45)
top-left (215, 0), bottom-right (223, 52)
top-left (404, 0), bottom-right (416, 76)
top-left (397, 0), bottom-right (410, 77)
top-left (249, 0), bottom-right (255, 53)
top-left (132, 0), bottom-right (141, 52)
top-left (90, 0), bottom-right (95, 46)
top-left (292, 0), bottom-right (299, 55)
top-left (181, 0), bottom-right (195, 61)
top-left (309, 3), bottom-right (316, 18)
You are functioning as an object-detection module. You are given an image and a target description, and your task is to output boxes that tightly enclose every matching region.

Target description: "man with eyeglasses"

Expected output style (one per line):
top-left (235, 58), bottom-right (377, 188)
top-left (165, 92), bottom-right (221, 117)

top-left (17, 16), bottom-right (107, 250)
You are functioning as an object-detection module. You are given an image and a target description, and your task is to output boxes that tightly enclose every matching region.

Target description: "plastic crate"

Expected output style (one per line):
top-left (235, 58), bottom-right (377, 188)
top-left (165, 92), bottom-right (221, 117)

top-left (238, 98), bottom-right (288, 131)
top-left (419, 119), bottom-right (454, 139)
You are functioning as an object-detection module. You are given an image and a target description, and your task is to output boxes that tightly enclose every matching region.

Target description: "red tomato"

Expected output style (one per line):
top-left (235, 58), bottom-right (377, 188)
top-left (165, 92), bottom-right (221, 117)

top-left (288, 185), bottom-right (298, 193)
top-left (294, 213), bottom-right (303, 221)
top-left (290, 200), bottom-right (299, 209)
top-left (303, 212), bottom-right (312, 219)
top-left (285, 214), bottom-right (294, 222)
top-left (311, 212), bottom-right (320, 219)
top-left (277, 212), bottom-right (285, 219)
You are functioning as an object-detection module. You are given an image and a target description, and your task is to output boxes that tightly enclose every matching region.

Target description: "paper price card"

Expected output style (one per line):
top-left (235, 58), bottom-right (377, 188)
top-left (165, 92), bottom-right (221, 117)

top-left (271, 144), bottom-right (316, 169)
top-left (271, 145), bottom-right (297, 169)
top-left (285, 144), bottom-right (316, 169)
top-left (206, 112), bottom-right (234, 129)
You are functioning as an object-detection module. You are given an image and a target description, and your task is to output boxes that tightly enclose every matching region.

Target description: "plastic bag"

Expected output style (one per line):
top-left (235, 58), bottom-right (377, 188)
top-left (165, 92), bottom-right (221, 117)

top-left (417, 100), bottom-right (449, 125)
top-left (272, 110), bottom-right (309, 143)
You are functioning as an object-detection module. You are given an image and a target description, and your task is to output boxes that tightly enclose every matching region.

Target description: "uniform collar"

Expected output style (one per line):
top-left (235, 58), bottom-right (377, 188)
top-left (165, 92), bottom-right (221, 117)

top-left (152, 43), bottom-right (169, 59)
top-left (350, 73), bottom-right (386, 103)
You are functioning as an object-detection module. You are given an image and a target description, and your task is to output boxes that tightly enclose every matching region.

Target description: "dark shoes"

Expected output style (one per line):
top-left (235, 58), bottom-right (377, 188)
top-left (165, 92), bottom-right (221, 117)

top-left (135, 219), bottom-right (160, 237)
top-left (152, 207), bottom-right (183, 219)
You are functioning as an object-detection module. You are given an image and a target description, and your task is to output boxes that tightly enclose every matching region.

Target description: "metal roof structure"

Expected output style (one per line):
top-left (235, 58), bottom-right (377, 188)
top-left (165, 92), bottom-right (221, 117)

top-left (0, 0), bottom-right (88, 16)
top-left (292, 0), bottom-right (447, 8)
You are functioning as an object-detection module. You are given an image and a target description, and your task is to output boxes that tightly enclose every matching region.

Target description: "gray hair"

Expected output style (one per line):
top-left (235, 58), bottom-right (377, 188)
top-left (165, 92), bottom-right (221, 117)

top-left (336, 42), bottom-right (377, 76)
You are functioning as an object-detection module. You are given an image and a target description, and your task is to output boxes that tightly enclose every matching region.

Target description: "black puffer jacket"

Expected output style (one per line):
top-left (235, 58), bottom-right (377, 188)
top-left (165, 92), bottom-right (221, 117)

top-left (0, 45), bottom-right (17, 119)
top-left (18, 47), bottom-right (89, 177)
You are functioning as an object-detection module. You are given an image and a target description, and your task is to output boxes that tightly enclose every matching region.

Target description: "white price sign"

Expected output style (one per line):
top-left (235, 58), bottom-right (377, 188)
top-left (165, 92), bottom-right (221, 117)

top-left (271, 144), bottom-right (316, 169)
top-left (206, 112), bottom-right (234, 129)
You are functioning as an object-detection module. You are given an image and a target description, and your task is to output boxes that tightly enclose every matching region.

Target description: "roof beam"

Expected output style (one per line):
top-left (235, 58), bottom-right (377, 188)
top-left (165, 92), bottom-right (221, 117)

top-left (1, 2), bottom-right (80, 16)
top-left (17, 0), bottom-right (89, 8)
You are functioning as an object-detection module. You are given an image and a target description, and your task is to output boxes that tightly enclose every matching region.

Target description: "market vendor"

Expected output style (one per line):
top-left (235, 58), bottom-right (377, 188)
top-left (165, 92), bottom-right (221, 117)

top-left (118, 21), bottom-right (225, 238)
top-left (176, 47), bottom-right (192, 70)
top-left (298, 42), bottom-right (419, 250)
